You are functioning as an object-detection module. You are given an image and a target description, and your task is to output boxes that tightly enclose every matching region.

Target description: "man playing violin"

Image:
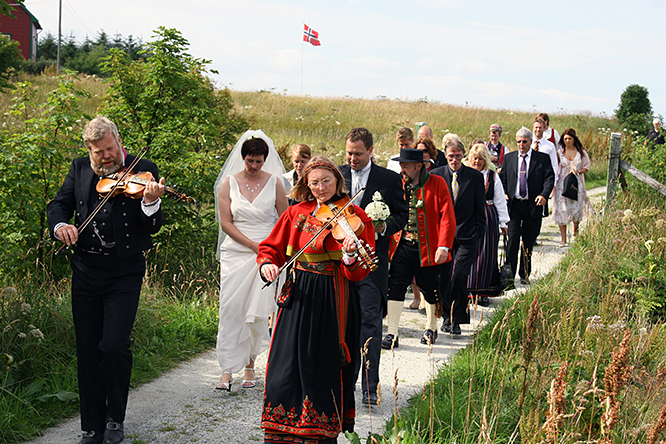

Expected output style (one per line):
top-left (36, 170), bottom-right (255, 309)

top-left (47, 116), bottom-right (165, 444)
top-left (258, 155), bottom-right (375, 444)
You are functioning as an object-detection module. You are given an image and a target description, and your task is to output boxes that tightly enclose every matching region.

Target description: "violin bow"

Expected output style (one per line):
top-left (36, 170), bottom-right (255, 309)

top-left (55, 146), bottom-right (151, 255)
top-left (261, 187), bottom-right (365, 288)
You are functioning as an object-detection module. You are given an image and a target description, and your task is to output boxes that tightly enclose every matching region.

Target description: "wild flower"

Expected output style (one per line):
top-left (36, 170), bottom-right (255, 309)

top-left (17, 332), bottom-right (27, 339)
top-left (586, 315), bottom-right (605, 334)
top-left (656, 219), bottom-right (666, 229)
top-left (30, 328), bottom-right (44, 341)
top-left (20, 302), bottom-right (31, 314)
top-left (646, 239), bottom-right (656, 253)
top-left (641, 208), bottom-right (660, 218)
top-left (543, 361), bottom-right (568, 443)
top-left (600, 329), bottom-right (633, 438)
top-left (622, 209), bottom-right (634, 224)
top-left (646, 400), bottom-right (666, 444)
top-left (1, 286), bottom-right (17, 298)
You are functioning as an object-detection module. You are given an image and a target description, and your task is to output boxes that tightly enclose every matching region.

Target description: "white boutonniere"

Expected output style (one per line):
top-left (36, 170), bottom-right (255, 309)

top-left (415, 200), bottom-right (424, 208)
top-left (365, 191), bottom-right (390, 239)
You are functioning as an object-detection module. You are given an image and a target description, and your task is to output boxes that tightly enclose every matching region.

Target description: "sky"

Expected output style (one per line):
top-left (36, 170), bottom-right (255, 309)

top-left (20, 0), bottom-right (666, 118)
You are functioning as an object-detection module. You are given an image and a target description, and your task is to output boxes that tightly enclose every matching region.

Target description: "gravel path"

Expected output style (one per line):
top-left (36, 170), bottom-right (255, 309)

top-left (23, 187), bottom-right (606, 444)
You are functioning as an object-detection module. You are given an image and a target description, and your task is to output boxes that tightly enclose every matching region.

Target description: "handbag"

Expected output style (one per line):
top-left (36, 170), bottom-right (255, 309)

top-left (498, 234), bottom-right (514, 292)
top-left (561, 172), bottom-right (579, 201)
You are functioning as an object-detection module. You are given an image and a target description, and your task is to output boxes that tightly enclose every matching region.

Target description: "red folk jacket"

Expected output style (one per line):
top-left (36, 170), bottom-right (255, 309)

top-left (390, 171), bottom-right (456, 266)
top-left (257, 199), bottom-right (375, 281)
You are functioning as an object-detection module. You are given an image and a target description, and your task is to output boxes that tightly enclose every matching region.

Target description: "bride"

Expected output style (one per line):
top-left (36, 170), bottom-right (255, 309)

top-left (213, 130), bottom-right (288, 391)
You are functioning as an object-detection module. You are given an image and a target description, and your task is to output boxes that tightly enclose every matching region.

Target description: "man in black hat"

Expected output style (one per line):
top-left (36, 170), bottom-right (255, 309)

top-left (382, 148), bottom-right (456, 349)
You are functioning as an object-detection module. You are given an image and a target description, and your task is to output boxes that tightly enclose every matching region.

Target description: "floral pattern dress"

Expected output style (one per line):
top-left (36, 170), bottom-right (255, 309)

top-left (553, 150), bottom-right (591, 225)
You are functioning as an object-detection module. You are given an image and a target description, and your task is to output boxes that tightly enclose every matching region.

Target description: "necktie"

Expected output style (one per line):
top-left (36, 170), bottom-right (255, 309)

top-left (519, 154), bottom-right (527, 198)
top-left (451, 171), bottom-right (459, 203)
top-left (533, 140), bottom-right (540, 151)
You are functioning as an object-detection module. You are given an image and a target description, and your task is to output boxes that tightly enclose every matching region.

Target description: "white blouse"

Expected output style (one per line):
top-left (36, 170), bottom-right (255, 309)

top-left (482, 168), bottom-right (510, 228)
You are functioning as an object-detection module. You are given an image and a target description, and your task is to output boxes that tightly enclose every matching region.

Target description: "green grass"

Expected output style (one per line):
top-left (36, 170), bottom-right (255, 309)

top-left (374, 188), bottom-right (666, 444)
top-left (0, 273), bottom-right (219, 443)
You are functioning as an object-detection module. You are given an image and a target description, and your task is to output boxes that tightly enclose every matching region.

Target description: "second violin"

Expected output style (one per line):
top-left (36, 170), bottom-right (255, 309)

top-left (97, 167), bottom-right (194, 203)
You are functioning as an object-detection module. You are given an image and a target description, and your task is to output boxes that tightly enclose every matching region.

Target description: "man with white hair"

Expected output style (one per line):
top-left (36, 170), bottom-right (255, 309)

top-left (646, 118), bottom-right (665, 150)
top-left (499, 127), bottom-right (554, 286)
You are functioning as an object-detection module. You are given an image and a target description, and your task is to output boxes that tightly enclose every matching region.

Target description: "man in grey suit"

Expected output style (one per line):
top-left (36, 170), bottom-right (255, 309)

top-left (499, 126), bottom-right (555, 285)
top-left (339, 127), bottom-right (408, 406)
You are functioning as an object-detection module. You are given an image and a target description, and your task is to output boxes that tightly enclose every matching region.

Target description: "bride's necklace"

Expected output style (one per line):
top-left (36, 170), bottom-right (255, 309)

top-left (244, 174), bottom-right (262, 193)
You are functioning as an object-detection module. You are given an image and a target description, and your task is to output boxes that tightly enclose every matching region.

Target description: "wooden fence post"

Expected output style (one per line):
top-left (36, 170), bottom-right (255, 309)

top-left (606, 132), bottom-right (622, 211)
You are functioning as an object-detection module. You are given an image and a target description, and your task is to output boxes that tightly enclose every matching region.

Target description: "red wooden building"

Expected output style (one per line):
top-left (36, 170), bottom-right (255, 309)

top-left (0, 3), bottom-right (41, 61)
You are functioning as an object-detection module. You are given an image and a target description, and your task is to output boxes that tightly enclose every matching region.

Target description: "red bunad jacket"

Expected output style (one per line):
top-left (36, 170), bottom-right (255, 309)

top-left (390, 171), bottom-right (456, 266)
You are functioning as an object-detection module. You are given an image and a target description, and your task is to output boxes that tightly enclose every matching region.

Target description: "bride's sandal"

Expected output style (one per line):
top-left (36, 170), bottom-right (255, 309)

top-left (215, 372), bottom-right (233, 391)
top-left (242, 368), bottom-right (256, 389)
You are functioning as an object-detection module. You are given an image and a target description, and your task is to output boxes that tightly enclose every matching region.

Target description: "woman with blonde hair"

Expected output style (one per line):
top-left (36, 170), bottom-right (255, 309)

top-left (465, 143), bottom-right (509, 305)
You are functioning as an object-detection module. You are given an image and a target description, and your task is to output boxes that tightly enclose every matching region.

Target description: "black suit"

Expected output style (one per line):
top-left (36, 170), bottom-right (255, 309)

top-left (430, 164), bottom-right (485, 325)
top-left (499, 150), bottom-right (555, 280)
top-left (339, 162), bottom-right (407, 398)
top-left (47, 155), bottom-right (163, 433)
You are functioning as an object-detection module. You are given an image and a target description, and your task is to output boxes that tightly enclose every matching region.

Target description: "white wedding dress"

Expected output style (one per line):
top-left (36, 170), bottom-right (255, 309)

top-left (216, 174), bottom-right (279, 374)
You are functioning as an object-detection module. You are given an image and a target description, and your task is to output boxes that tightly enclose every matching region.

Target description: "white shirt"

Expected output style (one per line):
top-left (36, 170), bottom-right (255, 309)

top-left (513, 150), bottom-right (532, 199)
top-left (351, 161), bottom-right (372, 204)
top-left (544, 127), bottom-right (561, 148)
top-left (531, 137), bottom-right (559, 188)
top-left (386, 157), bottom-right (401, 174)
top-left (482, 169), bottom-right (510, 227)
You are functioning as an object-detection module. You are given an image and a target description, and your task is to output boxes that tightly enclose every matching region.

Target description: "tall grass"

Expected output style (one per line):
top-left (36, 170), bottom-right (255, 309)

top-left (232, 90), bottom-right (617, 168)
top-left (377, 188), bottom-right (666, 443)
top-left (0, 265), bottom-right (219, 443)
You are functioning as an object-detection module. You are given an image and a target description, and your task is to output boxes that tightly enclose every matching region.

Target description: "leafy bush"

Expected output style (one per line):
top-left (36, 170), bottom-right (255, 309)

top-left (99, 26), bottom-right (248, 285)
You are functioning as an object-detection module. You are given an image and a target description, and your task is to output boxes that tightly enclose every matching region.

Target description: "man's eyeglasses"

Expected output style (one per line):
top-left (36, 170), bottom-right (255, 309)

top-left (446, 153), bottom-right (463, 160)
top-left (516, 140), bottom-right (530, 144)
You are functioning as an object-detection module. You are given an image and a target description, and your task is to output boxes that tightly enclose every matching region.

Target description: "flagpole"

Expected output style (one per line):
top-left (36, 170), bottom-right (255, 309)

top-left (300, 23), bottom-right (304, 96)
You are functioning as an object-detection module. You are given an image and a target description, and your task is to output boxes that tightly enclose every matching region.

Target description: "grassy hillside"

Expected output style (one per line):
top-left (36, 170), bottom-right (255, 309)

top-left (231, 90), bottom-right (616, 167)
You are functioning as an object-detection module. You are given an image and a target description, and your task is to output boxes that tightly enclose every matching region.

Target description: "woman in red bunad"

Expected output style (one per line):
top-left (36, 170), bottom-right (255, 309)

top-left (258, 155), bottom-right (375, 444)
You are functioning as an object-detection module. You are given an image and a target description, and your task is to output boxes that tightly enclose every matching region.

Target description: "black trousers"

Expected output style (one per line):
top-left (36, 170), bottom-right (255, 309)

top-left (440, 238), bottom-right (478, 325)
top-left (387, 240), bottom-right (441, 303)
top-left (507, 201), bottom-right (543, 280)
top-left (351, 275), bottom-right (383, 396)
top-left (70, 252), bottom-right (145, 432)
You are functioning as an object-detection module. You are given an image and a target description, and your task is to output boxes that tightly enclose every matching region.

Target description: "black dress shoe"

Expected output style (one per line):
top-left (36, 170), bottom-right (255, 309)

top-left (479, 296), bottom-right (490, 307)
top-left (381, 334), bottom-right (398, 349)
top-left (450, 323), bottom-right (461, 335)
top-left (440, 318), bottom-right (451, 333)
top-left (420, 329), bottom-right (438, 345)
top-left (519, 277), bottom-right (530, 285)
top-left (103, 420), bottom-right (124, 444)
top-left (79, 431), bottom-right (103, 444)
top-left (362, 392), bottom-right (378, 406)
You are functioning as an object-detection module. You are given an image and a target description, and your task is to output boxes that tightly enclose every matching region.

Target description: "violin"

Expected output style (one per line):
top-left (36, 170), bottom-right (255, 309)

top-left (97, 168), bottom-right (194, 203)
top-left (315, 195), bottom-right (378, 271)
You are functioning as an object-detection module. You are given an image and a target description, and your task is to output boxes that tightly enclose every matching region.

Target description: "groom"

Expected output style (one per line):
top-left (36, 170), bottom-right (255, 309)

top-left (338, 127), bottom-right (408, 406)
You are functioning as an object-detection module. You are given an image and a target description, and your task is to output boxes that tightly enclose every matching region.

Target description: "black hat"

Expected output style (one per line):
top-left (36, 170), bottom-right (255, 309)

top-left (391, 148), bottom-right (424, 163)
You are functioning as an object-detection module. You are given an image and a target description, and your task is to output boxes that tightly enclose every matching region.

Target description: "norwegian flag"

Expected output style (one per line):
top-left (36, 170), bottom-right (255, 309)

top-left (303, 24), bottom-right (321, 46)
